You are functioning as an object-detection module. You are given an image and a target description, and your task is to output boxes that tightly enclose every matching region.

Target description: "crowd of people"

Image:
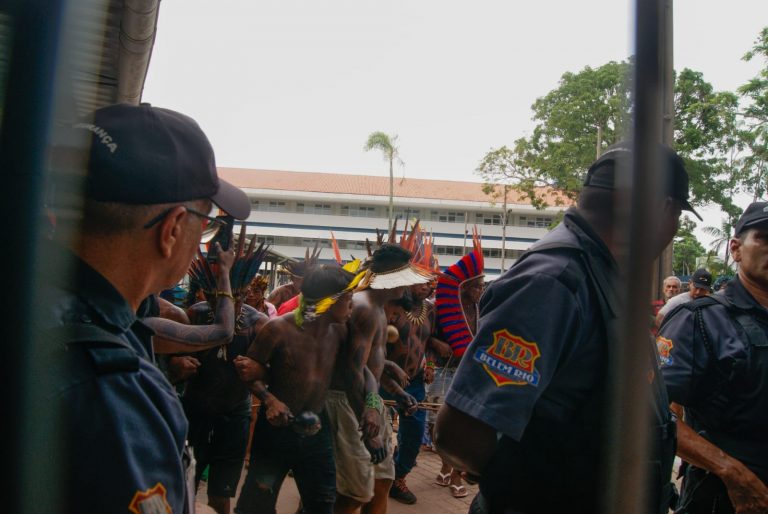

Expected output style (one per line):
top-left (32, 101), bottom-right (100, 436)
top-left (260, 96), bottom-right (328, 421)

top-left (40, 103), bottom-right (767, 514)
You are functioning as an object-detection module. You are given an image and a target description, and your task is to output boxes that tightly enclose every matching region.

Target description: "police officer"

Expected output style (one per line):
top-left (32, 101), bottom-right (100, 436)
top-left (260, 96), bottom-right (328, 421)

top-left (435, 143), bottom-right (696, 514)
top-left (657, 202), bottom-right (768, 514)
top-left (40, 103), bottom-right (251, 514)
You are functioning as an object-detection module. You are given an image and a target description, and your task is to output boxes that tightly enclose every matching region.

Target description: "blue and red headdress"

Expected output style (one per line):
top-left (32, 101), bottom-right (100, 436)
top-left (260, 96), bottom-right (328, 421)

top-left (435, 227), bottom-right (484, 357)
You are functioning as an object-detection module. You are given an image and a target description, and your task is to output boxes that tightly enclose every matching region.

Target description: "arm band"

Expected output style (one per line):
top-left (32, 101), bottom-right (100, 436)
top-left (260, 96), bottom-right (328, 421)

top-left (365, 392), bottom-right (383, 411)
top-left (216, 291), bottom-right (234, 300)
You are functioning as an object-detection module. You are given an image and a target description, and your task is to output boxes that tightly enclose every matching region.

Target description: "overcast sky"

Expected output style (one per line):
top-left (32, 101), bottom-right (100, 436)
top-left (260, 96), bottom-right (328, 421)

top-left (143, 0), bottom-right (767, 244)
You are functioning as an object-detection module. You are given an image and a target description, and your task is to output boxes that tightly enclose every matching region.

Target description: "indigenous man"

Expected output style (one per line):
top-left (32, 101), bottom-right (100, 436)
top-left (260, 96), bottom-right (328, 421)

top-left (268, 247), bottom-right (320, 310)
top-left (246, 274), bottom-right (277, 318)
top-left (234, 263), bottom-right (362, 514)
top-left (657, 203), bottom-right (768, 513)
top-left (429, 233), bottom-right (485, 499)
top-left (40, 103), bottom-right (251, 514)
top-left (328, 243), bottom-right (432, 514)
top-left (183, 241), bottom-right (271, 514)
top-left (436, 143), bottom-right (694, 514)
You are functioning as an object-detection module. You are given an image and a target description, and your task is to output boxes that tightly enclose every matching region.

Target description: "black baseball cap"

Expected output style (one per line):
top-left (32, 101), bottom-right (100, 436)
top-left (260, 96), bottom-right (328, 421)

top-left (734, 202), bottom-right (768, 236)
top-left (583, 142), bottom-right (702, 221)
top-left (74, 103), bottom-right (251, 219)
top-left (690, 268), bottom-right (713, 291)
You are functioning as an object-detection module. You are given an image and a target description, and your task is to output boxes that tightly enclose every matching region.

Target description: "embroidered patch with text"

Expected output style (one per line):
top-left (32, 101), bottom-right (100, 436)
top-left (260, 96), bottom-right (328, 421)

top-left (474, 329), bottom-right (541, 386)
top-left (129, 483), bottom-right (172, 514)
top-left (656, 336), bottom-right (674, 366)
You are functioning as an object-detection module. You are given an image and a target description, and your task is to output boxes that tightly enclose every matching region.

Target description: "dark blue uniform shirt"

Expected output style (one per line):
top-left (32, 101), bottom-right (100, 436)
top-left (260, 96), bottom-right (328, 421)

top-left (658, 276), bottom-right (768, 482)
top-left (40, 245), bottom-right (188, 513)
top-left (446, 208), bottom-right (676, 514)
top-left (446, 209), bottom-right (606, 441)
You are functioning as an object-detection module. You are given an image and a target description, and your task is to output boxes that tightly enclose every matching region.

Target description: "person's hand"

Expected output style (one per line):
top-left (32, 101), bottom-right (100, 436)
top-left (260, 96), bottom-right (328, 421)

top-left (214, 243), bottom-right (236, 272)
top-left (167, 356), bottom-right (200, 384)
top-left (363, 434), bottom-right (388, 464)
top-left (430, 338), bottom-right (453, 359)
top-left (233, 355), bottom-right (259, 382)
top-left (385, 362), bottom-right (410, 388)
top-left (397, 391), bottom-right (418, 416)
top-left (360, 407), bottom-right (381, 439)
top-left (264, 396), bottom-right (293, 427)
top-left (424, 366), bottom-right (435, 384)
top-left (723, 463), bottom-right (768, 514)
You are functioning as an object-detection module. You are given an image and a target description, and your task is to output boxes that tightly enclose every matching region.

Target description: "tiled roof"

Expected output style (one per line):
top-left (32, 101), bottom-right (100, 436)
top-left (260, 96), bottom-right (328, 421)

top-left (218, 168), bottom-right (571, 206)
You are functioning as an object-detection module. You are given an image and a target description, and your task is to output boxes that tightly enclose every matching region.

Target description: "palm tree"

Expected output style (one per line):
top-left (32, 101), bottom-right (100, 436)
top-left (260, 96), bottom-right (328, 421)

top-left (364, 132), bottom-right (403, 231)
top-left (702, 220), bottom-right (734, 271)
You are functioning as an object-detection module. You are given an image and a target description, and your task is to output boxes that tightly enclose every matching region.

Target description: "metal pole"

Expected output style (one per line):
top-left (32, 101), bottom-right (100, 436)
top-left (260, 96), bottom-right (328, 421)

top-left (655, 0), bottom-right (675, 300)
top-left (1, 1), bottom-right (68, 511)
top-left (603, 0), bottom-right (666, 512)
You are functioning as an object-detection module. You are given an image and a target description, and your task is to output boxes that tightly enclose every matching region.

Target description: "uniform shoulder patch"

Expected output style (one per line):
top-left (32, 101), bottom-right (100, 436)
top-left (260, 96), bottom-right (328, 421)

top-left (129, 483), bottom-right (171, 514)
top-left (473, 329), bottom-right (541, 387)
top-left (656, 336), bottom-right (674, 366)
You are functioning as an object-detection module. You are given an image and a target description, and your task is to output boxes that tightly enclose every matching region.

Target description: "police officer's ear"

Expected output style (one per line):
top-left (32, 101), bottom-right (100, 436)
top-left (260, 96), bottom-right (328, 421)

top-left (156, 205), bottom-right (190, 259)
top-left (730, 235), bottom-right (744, 263)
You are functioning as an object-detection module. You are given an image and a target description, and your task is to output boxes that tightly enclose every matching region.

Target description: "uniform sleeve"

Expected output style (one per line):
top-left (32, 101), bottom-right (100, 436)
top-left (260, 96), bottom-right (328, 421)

top-left (445, 271), bottom-right (582, 440)
top-left (656, 306), bottom-right (705, 405)
top-left (62, 362), bottom-right (189, 514)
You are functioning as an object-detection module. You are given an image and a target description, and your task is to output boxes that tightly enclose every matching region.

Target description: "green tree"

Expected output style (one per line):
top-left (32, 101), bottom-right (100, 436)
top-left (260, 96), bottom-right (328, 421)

top-left (702, 217), bottom-right (739, 271)
top-left (364, 131), bottom-right (403, 231)
top-left (527, 60), bottom-right (632, 200)
top-left (735, 27), bottom-right (768, 201)
top-left (520, 60), bottom-right (740, 215)
top-left (672, 216), bottom-right (706, 275)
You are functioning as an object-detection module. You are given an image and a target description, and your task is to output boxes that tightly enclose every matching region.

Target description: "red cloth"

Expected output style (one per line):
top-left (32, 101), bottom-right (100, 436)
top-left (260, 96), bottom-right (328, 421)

top-left (277, 294), bottom-right (300, 315)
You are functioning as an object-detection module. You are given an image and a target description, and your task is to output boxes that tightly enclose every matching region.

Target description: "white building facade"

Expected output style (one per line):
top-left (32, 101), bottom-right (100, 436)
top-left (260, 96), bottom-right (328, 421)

top-left (219, 168), bottom-right (569, 281)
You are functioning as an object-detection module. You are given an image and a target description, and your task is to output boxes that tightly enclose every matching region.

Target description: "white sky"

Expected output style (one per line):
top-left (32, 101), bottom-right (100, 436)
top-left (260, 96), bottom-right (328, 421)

top-left (143, 0), bottom-right (767, 246)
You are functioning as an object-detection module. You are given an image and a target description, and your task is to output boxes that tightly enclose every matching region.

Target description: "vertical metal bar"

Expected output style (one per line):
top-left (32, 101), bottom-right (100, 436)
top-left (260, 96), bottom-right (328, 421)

top-left (603, 0), bottom-right (666, 512)
top-left (1, 0), bottom-right (67, 511)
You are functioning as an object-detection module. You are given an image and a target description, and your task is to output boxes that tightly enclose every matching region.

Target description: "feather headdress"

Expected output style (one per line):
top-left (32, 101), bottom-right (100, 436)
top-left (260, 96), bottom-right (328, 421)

top-left (357, 218), bottom-right (436, 290)
top-left (435, 226), bottom-right (484, 357)
top-left (188, 224), bottom-right (270, 301)
top-left (295, 259), bottom-right (365, 327)
top-left (279, 242), bottom-right (322, 278)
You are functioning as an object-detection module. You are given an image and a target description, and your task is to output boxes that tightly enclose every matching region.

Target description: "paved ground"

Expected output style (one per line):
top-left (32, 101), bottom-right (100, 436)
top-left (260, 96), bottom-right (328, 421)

top-left (196, 448), bottom-right (477, 513)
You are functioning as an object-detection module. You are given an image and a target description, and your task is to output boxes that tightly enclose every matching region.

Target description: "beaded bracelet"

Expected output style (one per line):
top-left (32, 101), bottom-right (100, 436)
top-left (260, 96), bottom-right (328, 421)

top-left (365, 392), bottom-right (383, 411)
top-left (425, 361), bottom-right (436, 369)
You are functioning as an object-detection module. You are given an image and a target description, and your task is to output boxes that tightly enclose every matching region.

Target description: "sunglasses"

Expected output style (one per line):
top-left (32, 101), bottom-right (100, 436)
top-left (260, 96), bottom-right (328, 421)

top-left (143, 205), bottom-right (227, 243)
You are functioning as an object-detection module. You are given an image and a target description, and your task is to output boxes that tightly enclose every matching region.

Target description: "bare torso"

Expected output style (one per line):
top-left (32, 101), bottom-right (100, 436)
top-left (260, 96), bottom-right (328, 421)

top-left (387, 299), bottom-right (435, 378)
top-left (249, 314), bottom-right (346, 414)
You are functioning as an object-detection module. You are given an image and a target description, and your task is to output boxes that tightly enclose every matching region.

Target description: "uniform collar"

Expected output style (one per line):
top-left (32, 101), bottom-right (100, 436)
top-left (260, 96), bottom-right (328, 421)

top-left (724, 276), bottom-right (768, 314)
top-left (562, 208), bottom-right (617, 270)
top-left (47, 241), bottom-right (139, 332)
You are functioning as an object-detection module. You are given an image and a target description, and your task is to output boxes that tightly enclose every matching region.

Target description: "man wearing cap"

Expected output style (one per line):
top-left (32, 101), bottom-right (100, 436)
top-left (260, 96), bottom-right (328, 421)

top-left (40, 103), bottom-right (251, 514)
top-left (655, 268), bottom-right (712, 325)
top-left (435, 143), bottom-right (695, 514)
top-left (657, 203), bottom-right (768, 513)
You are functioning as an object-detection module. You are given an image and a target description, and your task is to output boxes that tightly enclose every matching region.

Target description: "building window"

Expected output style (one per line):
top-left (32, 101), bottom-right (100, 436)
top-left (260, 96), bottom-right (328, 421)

top-left (250, 199), bottom-right (259, 209)
top-left (476, 212), bottom-right (502, 225)
top-left (434, 245), bottom-right (465, 256)
top-left (297, 203), bottom-right (332, 215)
top-left (394, 208), bottom-right (421, 220)
top-left (343, 240), bottom-right (367, 251)
top-left (518, 215), bottom-right (552, 228)
top-left (341, 205), bottom-right (377, 217)
top-left (428, 210), bottom-right (464, 223)
top-left (256, 236), bottom-right (275, 244)
top-left (265, 200), bottom-right (288, 212)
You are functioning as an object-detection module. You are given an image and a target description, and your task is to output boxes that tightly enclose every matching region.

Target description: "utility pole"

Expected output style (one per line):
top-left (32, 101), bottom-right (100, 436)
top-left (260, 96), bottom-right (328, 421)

top-left (654, 0), bottom-right (675, 300)
top-left (500, 185), bottom-right (509, 273)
